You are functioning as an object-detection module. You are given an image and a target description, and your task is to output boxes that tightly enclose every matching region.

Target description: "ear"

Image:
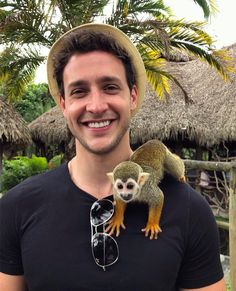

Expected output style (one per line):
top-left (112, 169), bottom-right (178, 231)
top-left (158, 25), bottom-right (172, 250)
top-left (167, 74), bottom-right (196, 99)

top-left (59, 96), bottom-right (66, 117)
top-left (138, 172), bottom-right (150, 186)
top-left (107, 172), bottom-right (114, 184)
top-left (130, 85), bottom-right (138, 111)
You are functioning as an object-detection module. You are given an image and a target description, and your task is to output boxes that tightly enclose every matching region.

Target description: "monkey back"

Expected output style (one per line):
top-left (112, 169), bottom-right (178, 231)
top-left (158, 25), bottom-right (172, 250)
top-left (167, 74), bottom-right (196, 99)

top-left (131, 140), bottom-right (167, 175)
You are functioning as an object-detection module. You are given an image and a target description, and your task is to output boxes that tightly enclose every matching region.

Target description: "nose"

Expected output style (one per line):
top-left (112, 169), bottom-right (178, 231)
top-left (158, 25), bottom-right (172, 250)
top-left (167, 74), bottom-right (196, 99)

top-left (86, 89), bottom-right (109, 114)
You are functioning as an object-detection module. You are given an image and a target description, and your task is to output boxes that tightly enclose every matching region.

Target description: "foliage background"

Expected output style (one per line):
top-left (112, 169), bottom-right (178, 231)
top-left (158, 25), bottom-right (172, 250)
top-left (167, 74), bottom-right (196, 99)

top-left (13, 83), bottom-right (55, 122)
top-left (1, 154), bottom-right (63, 193)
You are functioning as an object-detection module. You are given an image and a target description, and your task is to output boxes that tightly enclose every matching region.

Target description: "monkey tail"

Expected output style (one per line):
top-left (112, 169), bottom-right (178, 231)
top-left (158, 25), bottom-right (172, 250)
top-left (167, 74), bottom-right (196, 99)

top-left (164, 149), bottom-right (185, 181)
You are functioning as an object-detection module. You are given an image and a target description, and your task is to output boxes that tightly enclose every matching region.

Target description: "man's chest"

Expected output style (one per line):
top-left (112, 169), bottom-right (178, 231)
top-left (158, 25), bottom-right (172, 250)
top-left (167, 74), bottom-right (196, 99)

top-left (20, 201), bottom-right (185, 291)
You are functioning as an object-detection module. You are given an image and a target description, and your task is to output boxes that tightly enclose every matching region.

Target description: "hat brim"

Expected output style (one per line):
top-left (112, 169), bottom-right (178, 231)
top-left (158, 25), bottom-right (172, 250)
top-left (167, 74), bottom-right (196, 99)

top-left (47, 23), bottom-right (146, 116)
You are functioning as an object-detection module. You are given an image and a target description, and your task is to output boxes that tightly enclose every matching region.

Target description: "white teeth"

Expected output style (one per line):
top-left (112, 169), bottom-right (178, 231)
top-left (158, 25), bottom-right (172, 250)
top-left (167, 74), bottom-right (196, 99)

top-left (88, 120), bottom-right (111, 128)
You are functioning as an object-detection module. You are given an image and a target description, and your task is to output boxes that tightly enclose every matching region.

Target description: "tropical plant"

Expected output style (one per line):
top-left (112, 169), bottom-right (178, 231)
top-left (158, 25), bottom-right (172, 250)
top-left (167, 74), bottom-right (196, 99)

top-left (0, 0), bottom-right (233, 102)
top-left (1, 155), bottom-right (48, 193)
top-left (0, 0), bottom-right (110, 101)
top-left (106, 0), bottom-right (234, 100)
top-left (13, 83), bottom-right (55, 122)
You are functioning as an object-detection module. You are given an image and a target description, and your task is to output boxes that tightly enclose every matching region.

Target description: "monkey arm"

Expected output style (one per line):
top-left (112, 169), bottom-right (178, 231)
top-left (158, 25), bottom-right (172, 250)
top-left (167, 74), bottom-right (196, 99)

top-left (106, 198), bottom-right (127, 237)
top-left (142, 198), bottom-right (164, 240)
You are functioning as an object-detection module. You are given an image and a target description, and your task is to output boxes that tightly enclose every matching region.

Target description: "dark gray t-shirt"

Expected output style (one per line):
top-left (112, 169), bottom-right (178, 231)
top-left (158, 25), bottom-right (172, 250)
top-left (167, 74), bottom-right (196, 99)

top-left (0, 163), bottom-right (224, 290)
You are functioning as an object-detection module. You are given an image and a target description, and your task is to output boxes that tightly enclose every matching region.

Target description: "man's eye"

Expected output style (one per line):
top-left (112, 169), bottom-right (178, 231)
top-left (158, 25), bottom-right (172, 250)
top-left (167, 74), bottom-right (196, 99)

top-left (104, 85), bottom-right (119, 93)
top-left (71, 89), bottom-right (87, 97)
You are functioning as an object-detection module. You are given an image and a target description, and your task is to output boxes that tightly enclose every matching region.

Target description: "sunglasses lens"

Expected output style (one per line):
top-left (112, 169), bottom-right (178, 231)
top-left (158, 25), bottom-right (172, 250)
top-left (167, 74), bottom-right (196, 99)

top-left (92, 233), bottom-right (118, 267)
top-left (90, 200), bottom-right (114, 226)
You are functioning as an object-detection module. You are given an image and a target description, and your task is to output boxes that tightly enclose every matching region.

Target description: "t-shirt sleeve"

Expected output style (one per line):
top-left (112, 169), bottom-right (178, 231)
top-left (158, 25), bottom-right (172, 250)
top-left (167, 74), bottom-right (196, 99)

top-left (0, 189), bottom-right (24, 275)
top-left (177, 187), bottom-right (224, 289)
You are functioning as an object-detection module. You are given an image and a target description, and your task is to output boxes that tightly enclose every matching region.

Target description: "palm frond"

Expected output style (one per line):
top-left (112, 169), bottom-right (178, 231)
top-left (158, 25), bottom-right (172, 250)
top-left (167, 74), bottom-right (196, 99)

top-left (146, 65), bottom-right (170, 101)
top-left (0, 5), bottom-right (52, 46)
top-left (52, 0), bottom-right (109, 28)
top-left (193, 0), bottom-right (218, 18)
top-left (167, 19), bottom-right (213, 46)
top-left (171, 42), bottom-right (233, 81)
top-left (212, 49), bottom-right (236, 74)
top-left (125, 0), bottom-right (172, 18)
top-left (140, 18), bottom-right (233, 81)
top-left (142, 44), bottom-right (190, 102)
top-left (107, 0), bottom-right (171, 27)
top-left (0, 45), bottom-right (45, 101)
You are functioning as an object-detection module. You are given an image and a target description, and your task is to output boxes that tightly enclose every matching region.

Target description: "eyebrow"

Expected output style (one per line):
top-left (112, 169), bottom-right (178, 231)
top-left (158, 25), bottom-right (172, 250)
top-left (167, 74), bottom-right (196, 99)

top-left (99, 76), bottom-right (122, 83)
top-left (67, 76), bottom-right (122, 89)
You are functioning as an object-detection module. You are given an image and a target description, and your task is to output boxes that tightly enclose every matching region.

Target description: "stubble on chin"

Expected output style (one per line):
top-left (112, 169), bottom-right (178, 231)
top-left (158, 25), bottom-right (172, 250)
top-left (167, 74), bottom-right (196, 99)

top-left (75, 122), bottom-right (130, 155)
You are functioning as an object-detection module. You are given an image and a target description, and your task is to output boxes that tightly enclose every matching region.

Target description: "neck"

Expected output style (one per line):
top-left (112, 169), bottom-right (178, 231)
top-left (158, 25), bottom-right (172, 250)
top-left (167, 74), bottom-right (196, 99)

top-left (68, 139), bottom-right (133, 199)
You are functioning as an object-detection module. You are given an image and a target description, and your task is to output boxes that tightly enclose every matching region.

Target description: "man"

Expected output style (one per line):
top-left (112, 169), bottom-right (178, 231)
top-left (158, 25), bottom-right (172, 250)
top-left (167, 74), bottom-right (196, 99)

top-left (0, 23), bottom-right (226, 290)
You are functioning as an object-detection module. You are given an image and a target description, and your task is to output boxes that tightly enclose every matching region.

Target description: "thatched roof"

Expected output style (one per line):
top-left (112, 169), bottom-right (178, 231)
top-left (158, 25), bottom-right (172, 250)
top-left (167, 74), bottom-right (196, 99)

top-left (0, 99), bottom-right (32, 151)
top-left (131, 43), bottom-right (236, 147)
top-left (29, 105), bottom-right (71, 145)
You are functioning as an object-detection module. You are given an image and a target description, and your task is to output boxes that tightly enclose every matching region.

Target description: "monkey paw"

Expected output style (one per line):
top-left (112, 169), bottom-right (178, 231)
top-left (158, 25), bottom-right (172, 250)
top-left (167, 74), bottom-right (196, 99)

top-left (142, 223), bottom-right (162, 240)
top-left (105, 218), bottom-right (126, 237)
top-left (179, 175), bottom-right (186, 183)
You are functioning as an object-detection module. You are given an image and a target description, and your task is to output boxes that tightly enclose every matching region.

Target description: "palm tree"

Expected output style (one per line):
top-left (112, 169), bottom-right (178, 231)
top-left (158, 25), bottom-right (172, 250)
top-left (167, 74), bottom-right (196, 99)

top-left (0, 0), bottom-right (233, 102)
top-left (0, 0), bottom-right (110, 101)
top-left (107, 0), bottom-right (234, 101)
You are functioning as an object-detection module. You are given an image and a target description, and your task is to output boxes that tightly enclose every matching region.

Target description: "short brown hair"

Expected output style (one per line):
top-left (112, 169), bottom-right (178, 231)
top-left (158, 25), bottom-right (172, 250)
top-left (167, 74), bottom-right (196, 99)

top-left (53, 30), bottom-right (136, 98)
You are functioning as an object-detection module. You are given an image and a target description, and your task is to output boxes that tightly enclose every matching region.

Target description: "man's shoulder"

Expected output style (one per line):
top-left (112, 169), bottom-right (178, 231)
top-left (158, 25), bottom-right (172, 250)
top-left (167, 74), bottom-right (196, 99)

top-left (1, 163), bottom-right (69, 203)
top-left (16, 162), bottom-right (68, 188)
top-left (160, 173), bottom-right (191, 196)
top-left (160, 173), bottom-right (209, 208)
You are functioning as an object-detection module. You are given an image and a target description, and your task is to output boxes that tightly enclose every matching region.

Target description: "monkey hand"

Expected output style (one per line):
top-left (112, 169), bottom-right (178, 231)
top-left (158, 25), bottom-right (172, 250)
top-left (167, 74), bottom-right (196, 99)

top-left (105, 215), bottom-right (126, 237)
top-left (179, 175), bottom-right (186, 183)
top-left (142, 222), bottom-right (162, 240)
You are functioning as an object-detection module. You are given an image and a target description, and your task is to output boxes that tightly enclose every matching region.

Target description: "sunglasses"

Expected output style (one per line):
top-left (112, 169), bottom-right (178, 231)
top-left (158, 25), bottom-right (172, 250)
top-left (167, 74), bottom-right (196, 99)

top-left (90, 199), bottom-right (119, 271)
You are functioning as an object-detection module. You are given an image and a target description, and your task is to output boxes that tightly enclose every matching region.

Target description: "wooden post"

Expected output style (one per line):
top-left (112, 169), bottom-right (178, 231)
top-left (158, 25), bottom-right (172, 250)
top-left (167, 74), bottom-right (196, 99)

top-left (215, 218), bottom-right (229, 230)
top-left (184, 159), bottom-right (234, 172)
top-left (183, 159), bottom-right (236, 289)
top-left (195, 148), bottom-right (203, 193)
top-left (229, 165), bottom-right (236, 290)
top-left (0, 144), bottom-right (3, 191)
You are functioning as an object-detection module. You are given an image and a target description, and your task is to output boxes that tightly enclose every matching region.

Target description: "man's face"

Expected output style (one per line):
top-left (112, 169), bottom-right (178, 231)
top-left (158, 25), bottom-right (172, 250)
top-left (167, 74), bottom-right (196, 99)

top-left (60, 51), bottom-right (138, 155)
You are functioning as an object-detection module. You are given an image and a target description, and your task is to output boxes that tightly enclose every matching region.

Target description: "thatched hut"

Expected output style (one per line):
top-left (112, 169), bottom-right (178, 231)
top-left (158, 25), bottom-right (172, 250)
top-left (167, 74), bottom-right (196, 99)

top-left (131, 43), bottom-right (236, 158)
top-left (28, 106), bottom-right (73, 160)
top-left (0, 99), bottom-right (32, 175)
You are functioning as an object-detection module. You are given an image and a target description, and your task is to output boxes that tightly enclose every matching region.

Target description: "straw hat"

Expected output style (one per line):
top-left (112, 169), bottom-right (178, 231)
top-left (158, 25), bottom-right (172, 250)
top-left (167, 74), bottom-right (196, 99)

top-left (47, 23), bottom-right (147, 116)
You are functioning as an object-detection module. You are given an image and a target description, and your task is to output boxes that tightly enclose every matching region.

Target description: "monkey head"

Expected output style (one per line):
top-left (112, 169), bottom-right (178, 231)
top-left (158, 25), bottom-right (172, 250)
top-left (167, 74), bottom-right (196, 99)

top-left (107, 161), bottom-right (150, 202)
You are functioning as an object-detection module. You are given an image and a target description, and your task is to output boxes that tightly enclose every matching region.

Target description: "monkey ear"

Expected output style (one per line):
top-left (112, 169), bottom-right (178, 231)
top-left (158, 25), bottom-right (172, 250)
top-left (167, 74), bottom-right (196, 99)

top-left (138, 172), bottom-right (150, 186)
top-left (107, 173), bottom-right (114, 184)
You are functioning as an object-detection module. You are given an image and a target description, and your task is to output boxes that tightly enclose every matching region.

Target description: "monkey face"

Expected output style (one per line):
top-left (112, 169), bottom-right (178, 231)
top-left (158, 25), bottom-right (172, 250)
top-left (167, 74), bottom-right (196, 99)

top-left (114, 178), bottom-right (140, 202)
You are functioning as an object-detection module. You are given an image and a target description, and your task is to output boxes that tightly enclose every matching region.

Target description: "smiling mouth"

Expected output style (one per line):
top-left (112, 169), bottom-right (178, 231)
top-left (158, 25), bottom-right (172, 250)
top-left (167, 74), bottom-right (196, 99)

top-left (86, 120), bottom-right (112, 128)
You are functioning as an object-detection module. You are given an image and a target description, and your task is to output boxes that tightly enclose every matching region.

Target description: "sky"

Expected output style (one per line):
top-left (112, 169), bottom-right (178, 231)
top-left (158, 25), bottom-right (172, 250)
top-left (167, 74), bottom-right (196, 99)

top-left (35, 0), bottom-right (236, 83)
top-left (165, 0), bottom-right (236, 49)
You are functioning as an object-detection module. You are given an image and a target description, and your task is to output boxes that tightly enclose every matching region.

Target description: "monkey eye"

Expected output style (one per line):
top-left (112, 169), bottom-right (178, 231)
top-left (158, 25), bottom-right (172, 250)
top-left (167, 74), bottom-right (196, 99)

top-left (117, 183), bottom-right (123, 190)
top-left (127, 183), bottom-right (134, 190)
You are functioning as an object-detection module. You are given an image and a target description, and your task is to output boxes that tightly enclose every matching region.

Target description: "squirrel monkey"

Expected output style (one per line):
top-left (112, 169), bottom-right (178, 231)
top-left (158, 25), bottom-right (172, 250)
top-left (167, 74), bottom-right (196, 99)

top-left (106, 140), bottom-right (186, 240)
